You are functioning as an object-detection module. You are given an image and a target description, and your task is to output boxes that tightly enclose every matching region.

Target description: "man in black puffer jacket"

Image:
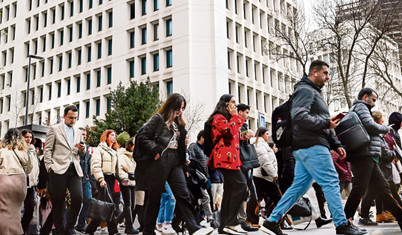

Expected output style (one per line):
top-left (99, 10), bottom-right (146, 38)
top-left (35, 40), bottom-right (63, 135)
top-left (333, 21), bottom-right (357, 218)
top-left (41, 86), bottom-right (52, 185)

top-left (262, 60), bottom-right (366, 235)
top-left (343, 88), bottom-right (402, 231)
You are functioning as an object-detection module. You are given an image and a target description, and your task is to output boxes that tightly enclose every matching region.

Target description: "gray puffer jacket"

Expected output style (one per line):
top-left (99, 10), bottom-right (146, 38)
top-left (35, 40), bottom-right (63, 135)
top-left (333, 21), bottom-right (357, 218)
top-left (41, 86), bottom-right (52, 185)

top-left (348, 100), bottom-right (389, 159)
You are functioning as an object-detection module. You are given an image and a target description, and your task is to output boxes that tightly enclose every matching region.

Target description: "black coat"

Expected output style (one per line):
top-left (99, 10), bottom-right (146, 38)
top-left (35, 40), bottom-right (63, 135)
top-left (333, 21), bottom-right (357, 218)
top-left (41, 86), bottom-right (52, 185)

top-left (291, 74), bottom-right (342, 151)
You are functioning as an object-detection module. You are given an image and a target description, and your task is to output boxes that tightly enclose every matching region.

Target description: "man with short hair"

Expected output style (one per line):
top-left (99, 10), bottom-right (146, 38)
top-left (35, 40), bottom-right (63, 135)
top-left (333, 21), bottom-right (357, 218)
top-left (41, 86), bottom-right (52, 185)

top-left (75, 127), bottom-right (92, 233)
top-left (44, 105), bottom-right (85, 235)
top-left (343, 88), bottom-right (402, 231)
top-left (262, 60), bottom-right (366, 235)
top-left (236, 103), bottom-right (259, 232)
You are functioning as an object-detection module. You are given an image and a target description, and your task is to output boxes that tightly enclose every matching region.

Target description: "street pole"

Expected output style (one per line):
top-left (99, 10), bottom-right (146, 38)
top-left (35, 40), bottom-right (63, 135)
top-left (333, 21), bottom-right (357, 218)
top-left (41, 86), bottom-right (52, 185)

top-left (25, 55), bottom-right (44, 126)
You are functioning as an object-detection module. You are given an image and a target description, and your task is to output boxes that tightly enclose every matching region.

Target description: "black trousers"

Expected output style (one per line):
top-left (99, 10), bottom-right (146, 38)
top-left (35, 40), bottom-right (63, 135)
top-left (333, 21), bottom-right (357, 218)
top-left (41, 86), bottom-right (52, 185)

top-left (120, 185), bottom-right (136, 228)
top-left (344, 158), bottom-right (402, 221)
top-left (143, 149), bottom-right (201, 235)
top-left (312, 182), bottom-right (327, 218)
top-left (48, 164), bottom-right (83, 234)
top-left (86, 175), bottom-right (118, 234)
top-left (219, 168), bottom-right (247, 229)
top-left (21, 187), bottom-right (36, 232)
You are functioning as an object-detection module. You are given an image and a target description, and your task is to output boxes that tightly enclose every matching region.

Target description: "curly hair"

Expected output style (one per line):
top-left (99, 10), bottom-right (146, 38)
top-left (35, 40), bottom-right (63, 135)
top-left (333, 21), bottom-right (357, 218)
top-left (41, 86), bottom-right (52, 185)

top-left (100, 129), bottom-right (119, 150)
top-left (1, 128), bottom-right (28, 151)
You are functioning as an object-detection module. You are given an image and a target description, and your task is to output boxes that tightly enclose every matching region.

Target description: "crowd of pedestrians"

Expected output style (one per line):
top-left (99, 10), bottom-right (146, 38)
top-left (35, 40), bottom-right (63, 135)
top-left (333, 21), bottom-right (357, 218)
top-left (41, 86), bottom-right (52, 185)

top-left (0, 60), bottom-right (402, 235)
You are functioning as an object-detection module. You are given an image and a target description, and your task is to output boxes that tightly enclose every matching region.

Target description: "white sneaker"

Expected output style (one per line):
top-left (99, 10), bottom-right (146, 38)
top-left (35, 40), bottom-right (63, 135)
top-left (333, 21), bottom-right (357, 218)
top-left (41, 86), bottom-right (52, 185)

top-left (162, 224), bottom-right (176, 235)
top-left (156, 225), bottom-right (164, 233)
top-left (193, 227), bottom-right (214, 235)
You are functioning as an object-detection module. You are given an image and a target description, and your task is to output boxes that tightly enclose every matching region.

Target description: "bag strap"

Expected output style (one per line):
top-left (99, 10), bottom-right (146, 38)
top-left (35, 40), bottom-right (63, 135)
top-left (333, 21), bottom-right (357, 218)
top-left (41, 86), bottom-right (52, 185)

top-left (154, 114), bottom-right (164, 142)
top-left (103, 184), bottom-right (114, 203)
top-left (13, 149), bottom-right (25, 170)
top-left (292, 197), bottom-right (312, 230)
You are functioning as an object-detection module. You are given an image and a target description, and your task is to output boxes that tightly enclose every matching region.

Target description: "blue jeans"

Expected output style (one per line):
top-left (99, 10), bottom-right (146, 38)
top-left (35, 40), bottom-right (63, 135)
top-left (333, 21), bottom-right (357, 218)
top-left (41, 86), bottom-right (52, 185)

top-left (267, 145), bottom-right (347, 227)
top-left (157, 182), bottom-right (176, 225)
top-left (76, 181), bottom-right (92, 230)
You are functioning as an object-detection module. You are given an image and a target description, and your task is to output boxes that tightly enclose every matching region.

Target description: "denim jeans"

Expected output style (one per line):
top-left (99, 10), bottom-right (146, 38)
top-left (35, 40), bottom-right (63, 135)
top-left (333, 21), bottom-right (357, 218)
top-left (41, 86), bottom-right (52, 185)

top-left (76, 181), bottom-right (92, 230)
top-left (267, 145), bottom-right (347, 227)
top-left (157, 182), bottom-right (176, 225)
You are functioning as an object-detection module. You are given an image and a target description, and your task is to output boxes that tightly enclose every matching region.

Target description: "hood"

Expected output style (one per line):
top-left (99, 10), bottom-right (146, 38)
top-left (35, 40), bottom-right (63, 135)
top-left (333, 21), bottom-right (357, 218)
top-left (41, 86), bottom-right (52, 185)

top-left (352, 100), bottom-right (373, 111)
top-left (99, 142), bottom-right (115, 154)
top-left (250, 137), bottom-right (266, 146)
top-left (294, 73), bottom-right (324, 93)
top-left (119, 148), bottom-right (133, 158)
top-left (389, 112), bottom-right (402, 130)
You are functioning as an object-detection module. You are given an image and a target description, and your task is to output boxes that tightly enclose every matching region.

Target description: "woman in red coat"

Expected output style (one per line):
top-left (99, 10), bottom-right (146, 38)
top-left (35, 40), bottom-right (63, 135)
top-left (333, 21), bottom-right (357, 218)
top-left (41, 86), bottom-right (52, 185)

top-left (207, 94), bottom-right (247, 234)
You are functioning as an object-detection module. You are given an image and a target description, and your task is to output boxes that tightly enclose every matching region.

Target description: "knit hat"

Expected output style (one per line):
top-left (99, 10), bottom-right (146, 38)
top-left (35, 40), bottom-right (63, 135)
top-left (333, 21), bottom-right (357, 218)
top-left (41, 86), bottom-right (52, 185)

top-left (117, 131), bottom-right (130, 147)
top-left (388, 112), bottom-right (402, 130)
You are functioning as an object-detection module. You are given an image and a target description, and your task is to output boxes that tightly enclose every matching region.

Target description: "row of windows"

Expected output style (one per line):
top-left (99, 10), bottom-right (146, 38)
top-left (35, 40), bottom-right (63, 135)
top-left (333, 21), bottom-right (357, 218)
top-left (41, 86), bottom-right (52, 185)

top-left (27, 0), bottom-right (104, 13)
top-left (25, 9), bottom-right (113, 36)
top-left (0, 1), bottom-right (17, 24)
top-left (129, 0), bottom-right (172, 20)
top-left (0, 24), bottom-right (16, 45)
top-left (128, 18), bottom-right (172, 47)
top-left (128, 49), bottom-right (172, 77)
top-left (226, 0), bottom-right (296, 21)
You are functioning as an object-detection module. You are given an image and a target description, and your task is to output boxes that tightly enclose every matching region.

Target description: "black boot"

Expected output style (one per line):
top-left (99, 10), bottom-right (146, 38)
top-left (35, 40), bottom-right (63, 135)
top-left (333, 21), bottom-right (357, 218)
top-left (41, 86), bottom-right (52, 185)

top-left (315, 217), bottom-right (333, 228)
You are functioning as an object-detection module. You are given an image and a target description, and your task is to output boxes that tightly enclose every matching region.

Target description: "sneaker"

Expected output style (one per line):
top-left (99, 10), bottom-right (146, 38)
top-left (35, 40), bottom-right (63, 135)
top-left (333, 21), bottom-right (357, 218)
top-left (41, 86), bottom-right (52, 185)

top-left (217, 227), bottom-right (243, 235)
top-left (358, 218), bottom-right (378, 226)
top-left (261, 220), bottom-right (287, 235)
top-left (315, 217), bottom-right (333, 228)
top-left (336, 221), bottom-right (367, 235)
top-left (162, 224), bottom-right (176, 235)
top-left (193, 227), bottom-right (214, 235)
top-left (240, 222), bottom-right (259, 232)
top-left (156, 225), bottom-right (164, 233)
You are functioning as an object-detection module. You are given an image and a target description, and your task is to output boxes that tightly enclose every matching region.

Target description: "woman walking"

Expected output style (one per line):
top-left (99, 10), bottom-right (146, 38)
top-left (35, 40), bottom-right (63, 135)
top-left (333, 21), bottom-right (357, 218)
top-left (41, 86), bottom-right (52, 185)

top-left (0, 128), bottom-right (33, 234)
top-left (138, 93), bottom-right (213, 235)
top-left (86, 130), bottom-right (120, 235)
top-left (206, 94), bottom-right (247, 234)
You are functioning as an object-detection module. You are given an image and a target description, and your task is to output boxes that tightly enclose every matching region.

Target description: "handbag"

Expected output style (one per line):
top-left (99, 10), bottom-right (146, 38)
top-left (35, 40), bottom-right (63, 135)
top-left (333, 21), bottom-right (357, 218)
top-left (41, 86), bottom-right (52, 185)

top-left (190, 169), bottom-right (208, 188)
top-left (335, 107), bottom-right (370, 152)
top-left (240, 143), bottom-right (260, 170)
top-left (88, 185), bottom-right (116, 222)
top-left (287, 197), bottom-right (312, 217)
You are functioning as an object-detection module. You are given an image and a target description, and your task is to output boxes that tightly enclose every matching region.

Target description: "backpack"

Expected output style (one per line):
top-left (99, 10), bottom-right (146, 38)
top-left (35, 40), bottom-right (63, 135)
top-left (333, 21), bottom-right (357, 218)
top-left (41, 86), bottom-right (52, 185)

top-left (203, 121), bottom-right (214, 157)
top-left (133, 114), bottom-right (164, 164)
top-left (272, 96), bottom-right (293, 148)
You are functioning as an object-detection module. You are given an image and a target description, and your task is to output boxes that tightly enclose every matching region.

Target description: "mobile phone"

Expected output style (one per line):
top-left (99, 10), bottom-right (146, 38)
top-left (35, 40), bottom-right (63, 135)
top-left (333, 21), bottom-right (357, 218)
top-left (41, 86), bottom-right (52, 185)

top-left (335, 112), bottom-right (346, 120)
top-left (80, 141), bottom-right (85, 145)
top-left (225, 102), bottom-right (230, 110)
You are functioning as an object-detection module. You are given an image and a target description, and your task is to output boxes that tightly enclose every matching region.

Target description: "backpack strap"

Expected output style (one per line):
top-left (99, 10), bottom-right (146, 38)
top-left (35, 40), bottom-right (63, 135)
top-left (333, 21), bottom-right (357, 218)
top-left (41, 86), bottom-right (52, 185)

top-left (12, 149), bottom-right (25, 171)
top-left (154, 114), bottom-right (164, 142)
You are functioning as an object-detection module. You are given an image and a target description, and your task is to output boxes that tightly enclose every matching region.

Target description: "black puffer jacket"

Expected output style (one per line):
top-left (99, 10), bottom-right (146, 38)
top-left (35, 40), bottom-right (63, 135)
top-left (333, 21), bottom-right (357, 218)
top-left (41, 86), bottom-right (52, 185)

top-left (348, 100), bottom-right (389, 158)
top-left (291, 74), bottom-right (342, 151)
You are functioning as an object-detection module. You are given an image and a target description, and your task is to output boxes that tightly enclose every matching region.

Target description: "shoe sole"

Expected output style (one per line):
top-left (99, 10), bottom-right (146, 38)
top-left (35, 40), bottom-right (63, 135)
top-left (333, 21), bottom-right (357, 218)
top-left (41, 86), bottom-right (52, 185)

top-left (260, 226), bottom-right (282, 235)
top-left (222, 228), bottom-right (245, 235)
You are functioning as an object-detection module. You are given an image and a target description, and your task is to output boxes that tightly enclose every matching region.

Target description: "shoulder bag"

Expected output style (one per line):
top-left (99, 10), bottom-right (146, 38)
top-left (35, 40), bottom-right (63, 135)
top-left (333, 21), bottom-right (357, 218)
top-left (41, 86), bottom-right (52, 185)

top-left (88, 185), bottom-right (116, 222)
top-left (240, 142), bottom-right (260, 170)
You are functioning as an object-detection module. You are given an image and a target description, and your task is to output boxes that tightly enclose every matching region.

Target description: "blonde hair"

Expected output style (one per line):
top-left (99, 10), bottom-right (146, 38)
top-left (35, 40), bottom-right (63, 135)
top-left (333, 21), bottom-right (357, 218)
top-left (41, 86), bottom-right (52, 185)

top-left (372, 111), bottom-right (383, 124)
top-left (1, 128), bottom-right (28, 151)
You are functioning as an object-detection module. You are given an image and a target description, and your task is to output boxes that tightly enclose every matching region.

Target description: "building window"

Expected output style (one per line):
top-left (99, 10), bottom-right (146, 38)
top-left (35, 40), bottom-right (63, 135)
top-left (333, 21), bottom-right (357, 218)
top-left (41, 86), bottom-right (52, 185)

top-left (142, 0), bottom-right (147, 15)
top-left (97, 42), bottom-right (102, 59)
top-left (141, 57), bottom-right (146, 75)
top-left (129, 31), bottom-right (135, 48)
top-left (50, 58), bottom-right (54, 74)
top-left (85, 101), bottom-right (90, 118)
top-left (87, 45), bottom-right (92, 62)
top-left (70, 2), bottom-right (74, 16)
top-left (44, 13), bottom-right (48, 27)
top-left (79, 0), bottom-right (83, 12)
top-left (98, 15), bottom-right (102, 31)
top-left (77, 49), bottom-right (82, 65)
top-left (68, 52), bottom-right (72, 68)
top-left (67, 79), bottom-right (71, 95)
top-left (107, 97), bottom-right (111, 111)
top-left (40, 87), bottom-right (43, 102)
top-left (52, 8), bottom-right (56, 24)
top-left (154, 0), bottom-right (159, 11)
top-left (89, 0), bottom-right (93, 9)
top-left (61, 5), bottom-right (65, 20)
top-left (76, 76), bottom-right (81, 92)
top-left (107, 67), bottom-right (112, 84)
top-left (69, 27), bottom-right (73, 42)
top-left (166, 0), bottom-right (172, 7)
top-left (96, 70), bottom-right (101, 87)
top-left (58, 55), bottom-right (63, 71)
top-left (51, 33), bottom-right (55, 48)
top-left (166, 19), bottom-right (172, 36)
top-left (153, 23), bottom-right (159, 41)
top-left (78, 23), bottom-right (82, 38)
top-left (88, 19), bottom-right (92, 35)
top-left (60, 29), bottom-right (64, 45)
top-left (48, 84), bottom-right (52, 100)
top-left (130, 3), bottom-right (135, 19)
top-left (107, 39), bottom-right (112, 55)
top-left (96, 99), bottom-right (100, 116)
top-left (129, 61), bottom-right (134, 78)
top-left (108, 11), bottom-right (113, 27)
top-left (86, 73), bottom-right (91, 90)
top-left (153, 53), bottom-right (159, 71)
top-left (166, 49), bottom-right (172, 68)
top-left (141, 27), bottom-right (147, 44)
top-left (167, 81), bottom-right (173, 95)
top-left (57, 82), bottom-right (61, 97)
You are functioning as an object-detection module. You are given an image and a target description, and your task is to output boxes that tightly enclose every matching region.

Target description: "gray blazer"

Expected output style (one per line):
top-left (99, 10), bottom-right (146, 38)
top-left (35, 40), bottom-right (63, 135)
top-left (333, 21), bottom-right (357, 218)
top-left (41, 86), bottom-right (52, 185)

top-left (44, 122), bottom-right (85, 176)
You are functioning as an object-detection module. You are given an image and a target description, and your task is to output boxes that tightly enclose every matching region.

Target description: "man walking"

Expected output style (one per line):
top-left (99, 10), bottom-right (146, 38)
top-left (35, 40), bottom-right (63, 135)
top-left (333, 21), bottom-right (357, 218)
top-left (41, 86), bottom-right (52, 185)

top-left (262, 60), bottom-right (366, 235)
top-left (44, 105), bottom-right (85, 235)
top-left (343, 88), bottom-right (402, 231)
top-left (75, 127), bottom-right (92, 233)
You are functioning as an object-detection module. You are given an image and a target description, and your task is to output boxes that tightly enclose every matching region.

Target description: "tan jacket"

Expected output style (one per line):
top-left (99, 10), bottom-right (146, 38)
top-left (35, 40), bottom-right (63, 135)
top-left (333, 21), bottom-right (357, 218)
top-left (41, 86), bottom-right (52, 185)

top-left (27, 145), bottom-right (40, 187)
top-left (91, 142), bottom-right (117, 182)
top-left (0, 148), bottom-right (33, 175)
top-left (44, 122), bottom-right (85, 176)
top-left (116, 148), bottom-right (136, 186)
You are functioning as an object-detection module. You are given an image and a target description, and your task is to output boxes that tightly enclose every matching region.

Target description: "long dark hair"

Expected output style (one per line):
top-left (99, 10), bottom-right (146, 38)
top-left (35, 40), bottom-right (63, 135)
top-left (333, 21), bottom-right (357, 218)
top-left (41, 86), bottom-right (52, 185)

top-left (1, 128), bottom-right (27, 151)
top-left (255, 127), bottom-right (269, 145)
top-left (157, 93), bottom-right (186, 127)
top-left (21, 129), bottom-right (35, 145)
top-left (207, 94), bottom-right (234, 123)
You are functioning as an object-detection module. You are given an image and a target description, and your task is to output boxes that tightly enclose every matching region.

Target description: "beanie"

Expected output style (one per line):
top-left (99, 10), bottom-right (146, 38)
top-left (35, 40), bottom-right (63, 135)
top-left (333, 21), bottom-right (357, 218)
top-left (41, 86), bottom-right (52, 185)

top-left (116, 131), bottom-right (130, 147)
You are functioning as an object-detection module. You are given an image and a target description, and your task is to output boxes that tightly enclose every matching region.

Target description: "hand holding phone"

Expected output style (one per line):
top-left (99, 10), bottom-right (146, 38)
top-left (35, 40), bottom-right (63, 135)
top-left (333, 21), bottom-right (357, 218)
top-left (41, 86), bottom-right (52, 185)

top-left (333, 112), bottom-right (346, 121)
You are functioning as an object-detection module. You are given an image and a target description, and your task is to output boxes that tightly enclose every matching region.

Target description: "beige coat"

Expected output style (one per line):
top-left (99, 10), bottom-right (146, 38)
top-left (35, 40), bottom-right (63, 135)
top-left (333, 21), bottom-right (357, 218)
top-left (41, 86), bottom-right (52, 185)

top-left (116, 148), bottom-right (136, 186)
top-left (0, 148), bottom-right (32, 175)
top-left (251, 137), bottom-right (278, 182)
top-left (44, 122), bottom-right (85, 176)
top-left (91, 142), bottom-right (117, 182)
top-left (27, 145), bottom-right (40, 187)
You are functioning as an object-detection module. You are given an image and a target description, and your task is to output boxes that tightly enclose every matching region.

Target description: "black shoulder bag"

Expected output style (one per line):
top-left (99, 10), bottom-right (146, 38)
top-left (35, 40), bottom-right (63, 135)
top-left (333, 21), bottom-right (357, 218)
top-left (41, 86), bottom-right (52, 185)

top-left (13, 150), bottom-right (30, 186)
top-left (88, 185), bottom-right (116, 222)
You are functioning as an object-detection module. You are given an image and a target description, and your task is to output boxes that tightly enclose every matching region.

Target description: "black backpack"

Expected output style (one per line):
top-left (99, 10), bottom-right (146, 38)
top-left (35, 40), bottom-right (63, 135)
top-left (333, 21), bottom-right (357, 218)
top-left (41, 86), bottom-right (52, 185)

top-left (272, 96), bottom-right (293, 148)
top-left (133, 114), bottom-right (164, 164)
top-left (203, 122), bottom-right (214, 157)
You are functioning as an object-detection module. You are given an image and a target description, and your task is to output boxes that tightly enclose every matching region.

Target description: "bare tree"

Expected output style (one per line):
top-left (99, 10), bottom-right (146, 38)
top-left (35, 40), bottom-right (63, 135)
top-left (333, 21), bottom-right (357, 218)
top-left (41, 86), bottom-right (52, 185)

top-left (180, 91), bottom-right (206, 134)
